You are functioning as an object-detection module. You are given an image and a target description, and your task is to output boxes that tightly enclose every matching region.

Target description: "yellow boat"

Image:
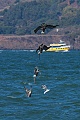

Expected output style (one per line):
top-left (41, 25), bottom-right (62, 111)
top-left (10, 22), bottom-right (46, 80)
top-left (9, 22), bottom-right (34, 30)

top-left (46, 40), bottom-right (70, 52)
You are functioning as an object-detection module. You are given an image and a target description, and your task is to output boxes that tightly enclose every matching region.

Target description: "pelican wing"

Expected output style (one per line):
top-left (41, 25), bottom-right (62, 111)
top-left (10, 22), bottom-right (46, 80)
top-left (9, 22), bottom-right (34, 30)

top-left (36, 46), bottom-right (40, 52)
top-left (44, 89), bottom-right (50, 94)
top-left (36, 44), bottom-right (43, 53)
top-left (43, 45), bottom-right (50, 51)
top-left (46, 24), bottom-right (59, 29)
top-left (36, 47), bottom-right (43, 53)
top-left (34, 26), bottom-right (42, 33)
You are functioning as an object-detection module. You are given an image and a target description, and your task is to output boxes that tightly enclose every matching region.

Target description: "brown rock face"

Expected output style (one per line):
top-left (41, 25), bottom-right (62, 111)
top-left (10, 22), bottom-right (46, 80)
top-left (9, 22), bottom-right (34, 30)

top-left (0, 35), bottom-right (79, 50)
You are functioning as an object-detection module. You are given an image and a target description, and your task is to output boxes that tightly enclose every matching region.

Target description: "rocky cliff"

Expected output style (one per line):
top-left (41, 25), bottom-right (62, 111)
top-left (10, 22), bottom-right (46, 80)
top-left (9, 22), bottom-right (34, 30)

top-left (0, 35), bottom-right (80, 50)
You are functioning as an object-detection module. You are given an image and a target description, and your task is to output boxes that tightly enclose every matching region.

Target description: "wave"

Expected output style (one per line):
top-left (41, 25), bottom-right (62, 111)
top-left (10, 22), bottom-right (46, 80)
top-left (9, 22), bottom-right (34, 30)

top-left (7, 96), bottom-right (17, 99)
top-left (10, 49), bottom-right (36, 52)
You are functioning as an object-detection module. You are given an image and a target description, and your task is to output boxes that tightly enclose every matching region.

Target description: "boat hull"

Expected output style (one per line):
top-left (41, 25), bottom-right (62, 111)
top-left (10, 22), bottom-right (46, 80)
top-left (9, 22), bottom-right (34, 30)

top-left (46, 45), bottom-right (70, 52)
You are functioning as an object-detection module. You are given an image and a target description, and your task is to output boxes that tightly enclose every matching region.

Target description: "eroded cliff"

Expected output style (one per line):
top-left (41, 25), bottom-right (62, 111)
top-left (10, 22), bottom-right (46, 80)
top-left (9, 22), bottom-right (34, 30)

top-left (0, 35), bottom-right (80, 50)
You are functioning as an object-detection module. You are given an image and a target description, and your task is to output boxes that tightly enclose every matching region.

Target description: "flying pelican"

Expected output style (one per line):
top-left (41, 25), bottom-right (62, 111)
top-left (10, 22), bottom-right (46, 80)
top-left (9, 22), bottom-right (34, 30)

top-left (34, 23), bottom-right (59, 33)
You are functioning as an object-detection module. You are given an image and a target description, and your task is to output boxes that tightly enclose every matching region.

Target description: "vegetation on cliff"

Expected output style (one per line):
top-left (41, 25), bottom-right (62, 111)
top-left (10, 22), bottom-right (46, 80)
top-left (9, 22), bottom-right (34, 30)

top-left (0, 0), bottom-right (80, 40)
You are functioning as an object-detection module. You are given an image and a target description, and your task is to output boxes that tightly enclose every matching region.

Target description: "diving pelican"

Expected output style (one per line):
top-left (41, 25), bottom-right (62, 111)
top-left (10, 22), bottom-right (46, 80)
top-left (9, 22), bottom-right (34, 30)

top-left (41, 85), bottom-right (50, 94)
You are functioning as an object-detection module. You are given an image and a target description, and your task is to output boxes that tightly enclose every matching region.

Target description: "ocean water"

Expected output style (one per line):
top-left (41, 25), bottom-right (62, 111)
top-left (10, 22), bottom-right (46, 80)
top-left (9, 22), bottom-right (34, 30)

top-left (0, 50), bottom-right (80, 120)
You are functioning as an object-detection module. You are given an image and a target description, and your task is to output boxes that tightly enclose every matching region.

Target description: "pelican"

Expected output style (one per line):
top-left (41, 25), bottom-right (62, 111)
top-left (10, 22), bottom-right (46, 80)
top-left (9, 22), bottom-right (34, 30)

top-left (24, 86), bottom-right (32, 97)
top-left (34, 23), bottom-right (59, 33)
top-left (41, 85), bottom-right (50, 94)
top-left (36, 44), bottom-right (50, 54)
top-left (33, 67), bottom-right (39, 83)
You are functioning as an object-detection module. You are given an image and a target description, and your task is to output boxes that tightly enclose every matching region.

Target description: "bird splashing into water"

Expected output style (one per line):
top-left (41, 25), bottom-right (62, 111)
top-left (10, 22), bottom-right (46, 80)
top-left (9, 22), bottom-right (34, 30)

top-left (41, 85), bottom-right (50, 94)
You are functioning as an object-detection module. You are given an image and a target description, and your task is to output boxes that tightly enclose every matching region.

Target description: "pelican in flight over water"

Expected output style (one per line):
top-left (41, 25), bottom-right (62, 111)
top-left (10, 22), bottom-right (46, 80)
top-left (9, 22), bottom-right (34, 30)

top-left (34, 23), bottom-right (59, 34)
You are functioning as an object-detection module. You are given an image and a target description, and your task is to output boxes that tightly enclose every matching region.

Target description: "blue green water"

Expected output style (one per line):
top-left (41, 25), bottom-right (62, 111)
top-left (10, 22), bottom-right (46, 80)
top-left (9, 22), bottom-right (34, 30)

top-left (0, 50), bottom-right (80, 120)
